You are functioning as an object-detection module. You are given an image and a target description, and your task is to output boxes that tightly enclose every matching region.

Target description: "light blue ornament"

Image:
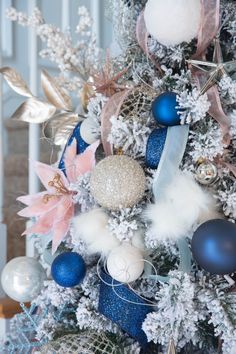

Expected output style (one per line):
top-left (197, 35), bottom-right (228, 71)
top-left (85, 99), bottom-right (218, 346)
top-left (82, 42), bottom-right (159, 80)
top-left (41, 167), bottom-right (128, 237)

top-left (51, 252), bottom-right (86, 287)
top-left (145, 128), bottom-right (167, 169)
top-left (152, 92), bottom-right (181, 126)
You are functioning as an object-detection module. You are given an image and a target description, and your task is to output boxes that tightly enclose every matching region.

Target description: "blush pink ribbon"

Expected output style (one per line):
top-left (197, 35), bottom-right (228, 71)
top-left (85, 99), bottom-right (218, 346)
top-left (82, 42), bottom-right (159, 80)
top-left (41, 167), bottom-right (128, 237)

top-left (18, 140), bottom-right (99, 253)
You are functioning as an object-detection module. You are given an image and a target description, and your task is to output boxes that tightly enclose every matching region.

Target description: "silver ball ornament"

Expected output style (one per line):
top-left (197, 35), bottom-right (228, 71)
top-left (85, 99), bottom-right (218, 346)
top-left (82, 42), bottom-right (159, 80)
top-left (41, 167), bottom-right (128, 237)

top-left (80, 118), bottom-right (98, 144)
top-left (195, 161), bottom-right (218, 185)
top-left (90, 155), bottom-right (146, 210)
top-left (1, 257), bottom-right (46, 302)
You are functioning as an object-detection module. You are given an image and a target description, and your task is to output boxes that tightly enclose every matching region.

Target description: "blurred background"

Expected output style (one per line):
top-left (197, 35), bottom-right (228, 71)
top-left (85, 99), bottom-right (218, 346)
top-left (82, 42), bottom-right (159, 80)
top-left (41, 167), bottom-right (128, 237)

top-left (0, 0), bottom-right (113, 262)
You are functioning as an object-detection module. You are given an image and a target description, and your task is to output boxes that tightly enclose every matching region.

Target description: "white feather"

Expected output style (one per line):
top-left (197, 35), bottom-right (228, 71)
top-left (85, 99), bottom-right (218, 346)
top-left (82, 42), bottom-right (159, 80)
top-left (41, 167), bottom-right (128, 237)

top-left (72, 208), bottom-right (120, 255)
top-left (145, 171), bottom-right (219, 242)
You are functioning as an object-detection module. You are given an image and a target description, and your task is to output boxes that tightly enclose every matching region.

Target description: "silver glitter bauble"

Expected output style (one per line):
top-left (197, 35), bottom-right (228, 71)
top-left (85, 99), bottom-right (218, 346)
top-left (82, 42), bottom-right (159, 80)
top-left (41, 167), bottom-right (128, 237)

top-left (90, 155), bottom-right (146, 210)
top-left (1, 257), bottom-right (46, 302)
top-left (195, 161), bottom-right (218, 185)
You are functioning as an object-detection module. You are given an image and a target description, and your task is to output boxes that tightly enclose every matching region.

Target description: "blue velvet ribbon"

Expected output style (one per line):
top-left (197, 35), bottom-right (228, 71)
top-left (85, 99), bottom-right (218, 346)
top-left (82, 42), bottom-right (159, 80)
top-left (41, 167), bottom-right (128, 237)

top-left (98, 270), bottom-right (153, 348)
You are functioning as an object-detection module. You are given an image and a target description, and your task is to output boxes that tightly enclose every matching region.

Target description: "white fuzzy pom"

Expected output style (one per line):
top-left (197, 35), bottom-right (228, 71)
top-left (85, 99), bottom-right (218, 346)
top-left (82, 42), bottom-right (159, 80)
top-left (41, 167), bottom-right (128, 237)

top-left (144, 0), bottom-right (201, 46)
top-left (107, 243), bottom-right (144, 283)
top-left (72, 209), bottom-right (120, 255)
top-left (145, 171), bottom-right (219, 242)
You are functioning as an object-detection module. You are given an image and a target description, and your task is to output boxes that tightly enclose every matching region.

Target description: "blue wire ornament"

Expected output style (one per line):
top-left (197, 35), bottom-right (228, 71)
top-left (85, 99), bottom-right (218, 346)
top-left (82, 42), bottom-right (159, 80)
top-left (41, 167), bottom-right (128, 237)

top-left (98, 270), bottom-right (153, 348)
top-left (58, 121), bottom-right (89, 173)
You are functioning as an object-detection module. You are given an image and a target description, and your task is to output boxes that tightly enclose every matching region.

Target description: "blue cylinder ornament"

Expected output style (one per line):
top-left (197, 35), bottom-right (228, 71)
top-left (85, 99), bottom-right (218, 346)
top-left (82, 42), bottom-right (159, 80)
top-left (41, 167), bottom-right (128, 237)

top-left (98, 270), bottom-right (153, 348)
top-left (191, 219), bottom-right (236, 275)
top-left (152, 92), bottom-right (181, 126)
top-left (58, 121), bottom-right (89, 173)
top-left (51, 252), bottom-right (86, 287)
top-left (145, 128), bottom-right (167, 169)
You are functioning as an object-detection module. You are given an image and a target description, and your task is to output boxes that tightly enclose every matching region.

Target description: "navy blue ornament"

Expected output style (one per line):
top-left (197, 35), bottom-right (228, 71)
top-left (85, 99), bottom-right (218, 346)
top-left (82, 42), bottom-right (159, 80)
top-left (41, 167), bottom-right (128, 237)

top-left (152, 92), bottom-right (180, 126)
top-left (98, 270), bottom-right (152, 348)
top-left (192, 219), bottom-right (236, 275)
top-left (58, 121), bottom-right (89, 173)
top-left (51, 252), bottom-right (86, 287)
top-left (145, 128), bottom-right (167, 169)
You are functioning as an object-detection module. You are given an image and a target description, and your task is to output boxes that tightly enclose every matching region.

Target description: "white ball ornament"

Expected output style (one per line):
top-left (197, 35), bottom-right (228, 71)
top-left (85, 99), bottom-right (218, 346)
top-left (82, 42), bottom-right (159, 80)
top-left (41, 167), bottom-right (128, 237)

top-left (144, 0), bottom-right (201, 46)
top-left (106, 244), bottom-right (144, 283)
top-left (1, 257), bottom-right (46, 302)
top-left (90, 155), bottom-right (146, 211)
top-left (80, 118), bottom-right (98, 145)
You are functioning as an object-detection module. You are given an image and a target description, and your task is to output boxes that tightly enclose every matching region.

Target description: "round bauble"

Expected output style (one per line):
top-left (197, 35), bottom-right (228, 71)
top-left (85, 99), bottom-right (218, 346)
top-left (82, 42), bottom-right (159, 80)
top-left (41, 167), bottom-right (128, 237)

top-left (195, 161), bottom-right (218, 185)
top-left (192, 219), bottom-right (236, 275)
top-left (144, 0), bottom-right (201, 47)
top-left (1, 257), bottom-right (46, 302)
top-left (152, 92), bottom-right (181, 127)
top-left (51, 252), bottom-right (86, 287)
top-left (106, 244), bottom-right (144, 283)
top-left (80, 118), bottom-right (98, 145)
top-left (145, 128), bottom-right (167, 169)
top-left (90, 155), bottom-right (146, 210)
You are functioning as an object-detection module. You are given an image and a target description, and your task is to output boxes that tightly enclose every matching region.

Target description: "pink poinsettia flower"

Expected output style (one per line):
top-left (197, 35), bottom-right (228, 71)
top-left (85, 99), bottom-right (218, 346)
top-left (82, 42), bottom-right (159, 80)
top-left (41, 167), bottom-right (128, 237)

top-left (17, 140), bottom-right (100, 253)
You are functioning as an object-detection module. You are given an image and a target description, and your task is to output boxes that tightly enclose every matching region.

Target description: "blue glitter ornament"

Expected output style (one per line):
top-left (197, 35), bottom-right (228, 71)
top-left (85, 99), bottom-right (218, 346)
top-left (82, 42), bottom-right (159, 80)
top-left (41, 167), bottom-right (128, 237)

top-left (152, 92), bottom-right (181, 126)
top-left (51, 252), bottom-right (86, 287)
top-left (191, 219), bottom-right (236, 275)
top-left (58, 121), bottom-right (89, 173)
top-left (98, 270), bottom-right (153, 348)
top-left (145, 128), bottom-right (167, 169)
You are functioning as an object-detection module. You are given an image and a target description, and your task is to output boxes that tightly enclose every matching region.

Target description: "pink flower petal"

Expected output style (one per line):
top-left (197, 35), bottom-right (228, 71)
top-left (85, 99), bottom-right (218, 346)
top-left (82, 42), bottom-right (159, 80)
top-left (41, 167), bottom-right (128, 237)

top-left (74, 140), bottom-right (100, 180)
top-left (17, 192), bottom-right (47, 206)
top-left (64, 140), bottom-right (77, 183)
top-left (34, 161), bottom-right (69, 191)
top-left (18, 195), bottom-right (60, 218)
top-left (52, 206), bottom-right (74, 254)
top-left (54, 196), bottom-right (73, 223)
top-left (22, 208), bottom-right (57, 235)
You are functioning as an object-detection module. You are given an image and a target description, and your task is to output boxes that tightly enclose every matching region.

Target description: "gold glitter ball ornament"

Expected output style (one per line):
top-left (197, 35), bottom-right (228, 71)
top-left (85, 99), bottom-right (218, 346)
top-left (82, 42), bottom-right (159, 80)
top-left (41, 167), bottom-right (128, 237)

top-left (90, 155), bottom-right (146, 210)
top-left (195, 160), bottom-right (218, 185)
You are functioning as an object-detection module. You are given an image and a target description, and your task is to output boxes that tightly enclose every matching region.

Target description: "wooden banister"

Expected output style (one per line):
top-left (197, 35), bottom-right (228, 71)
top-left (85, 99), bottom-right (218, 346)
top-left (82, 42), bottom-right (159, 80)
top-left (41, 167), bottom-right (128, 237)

top-left (0, 297), bottom-right (29, 319)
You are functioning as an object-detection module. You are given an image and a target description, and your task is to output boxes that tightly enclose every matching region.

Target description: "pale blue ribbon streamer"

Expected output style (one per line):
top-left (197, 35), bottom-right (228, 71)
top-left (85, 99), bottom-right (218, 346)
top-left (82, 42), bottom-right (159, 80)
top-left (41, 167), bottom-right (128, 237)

top-left (147, 125), bottom-right (192, 283)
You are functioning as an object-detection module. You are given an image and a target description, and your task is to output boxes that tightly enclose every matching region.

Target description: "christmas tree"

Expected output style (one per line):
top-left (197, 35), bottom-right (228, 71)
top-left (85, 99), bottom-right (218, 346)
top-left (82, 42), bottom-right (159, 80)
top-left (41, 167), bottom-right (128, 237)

top-left (1, 1), bottom-right (236, 353)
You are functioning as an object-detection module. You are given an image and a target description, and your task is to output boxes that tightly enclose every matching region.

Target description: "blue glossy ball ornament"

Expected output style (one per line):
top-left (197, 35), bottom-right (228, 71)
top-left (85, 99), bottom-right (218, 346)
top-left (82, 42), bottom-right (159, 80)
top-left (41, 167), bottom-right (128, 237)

top-left (192, 219), bottom-right (236, 275)
top-left (152, 92), bottom-right (181, 126)
top-left (51, 252), bottom-right (86, 287)
top-left (58, 121), bottom-right (89, 172)
top-left (145, 128), bottom-right (167, 169)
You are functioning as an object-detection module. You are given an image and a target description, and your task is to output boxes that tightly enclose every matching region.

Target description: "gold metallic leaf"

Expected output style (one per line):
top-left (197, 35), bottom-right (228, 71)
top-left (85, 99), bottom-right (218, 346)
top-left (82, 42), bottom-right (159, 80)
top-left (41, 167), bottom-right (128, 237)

top-left (0, 66), bottom-right (33, 97)
top-left (48, 113), bottom-right (80, 145)
top-left (41, 69), bottom-right (73, 111)
top-left (11, 97), bottom-right (57, 123)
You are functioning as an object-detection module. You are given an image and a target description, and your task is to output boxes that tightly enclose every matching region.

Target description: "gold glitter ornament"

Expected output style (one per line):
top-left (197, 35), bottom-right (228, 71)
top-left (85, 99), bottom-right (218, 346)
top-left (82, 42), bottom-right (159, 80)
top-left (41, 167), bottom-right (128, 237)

top-left (90, 155), bottom-right (146, 210)
top-left (195, 160), bottom-right (218, 185)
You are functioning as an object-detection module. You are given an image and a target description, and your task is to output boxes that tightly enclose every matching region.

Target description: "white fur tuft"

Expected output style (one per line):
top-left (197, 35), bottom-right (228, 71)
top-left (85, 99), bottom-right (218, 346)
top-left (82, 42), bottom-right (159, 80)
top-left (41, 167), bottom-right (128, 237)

top-left (72, 208), bottom-right (120, 255)
top-left (145, 171), bottom-right (219, 242)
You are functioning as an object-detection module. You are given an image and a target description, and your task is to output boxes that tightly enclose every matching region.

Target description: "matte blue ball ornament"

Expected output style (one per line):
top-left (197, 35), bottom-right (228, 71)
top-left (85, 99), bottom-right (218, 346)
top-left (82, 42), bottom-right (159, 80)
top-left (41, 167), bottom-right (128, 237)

top-left (192, 219), bottom-right (236, 275)
top-left (152, 92), bottom-right (181, 126)
top-left (145, 128), bottom-right (167, 169)
top-left (58, 121), bottom-right (89, 172)
top-left (51, 252), bottom-right (86, 287)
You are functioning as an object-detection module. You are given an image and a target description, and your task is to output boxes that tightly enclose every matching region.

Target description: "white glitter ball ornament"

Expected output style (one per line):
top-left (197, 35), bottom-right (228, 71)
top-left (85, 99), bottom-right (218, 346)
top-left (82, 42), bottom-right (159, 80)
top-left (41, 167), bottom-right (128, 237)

top-left (107, 244), bottom-right (144, 283)
top-left (90, 155), bottom-right (146, 210)
top-left (144, 0), bottom-right (201, 46)
top-left (80, 118), bottom-right (98, 144)
top-left (1, 257), bottom-right (46, 302)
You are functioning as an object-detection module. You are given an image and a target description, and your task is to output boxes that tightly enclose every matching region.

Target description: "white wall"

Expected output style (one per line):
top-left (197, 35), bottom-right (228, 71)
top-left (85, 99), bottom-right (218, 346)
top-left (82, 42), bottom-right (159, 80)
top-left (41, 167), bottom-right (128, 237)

top-left (1, 0), bottom-right (113, 143)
